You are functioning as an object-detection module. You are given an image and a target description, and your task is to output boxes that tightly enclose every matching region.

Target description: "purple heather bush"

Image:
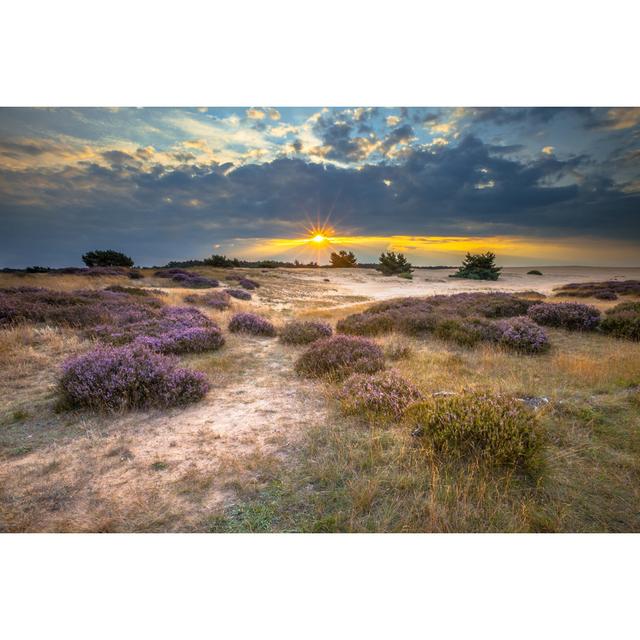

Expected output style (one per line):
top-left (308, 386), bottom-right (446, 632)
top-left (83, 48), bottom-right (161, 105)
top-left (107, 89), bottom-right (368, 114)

top-left (228, 312), bottom-right (276, 336)
top-left (496, 316), bottom-right (549, 353)
top-left (336, 293), bottom-right (536, 344)
top-left (59, 344), bottom-right (209, 412)
top-left (279, 320), bottom-right (333, 345)
top-left (0, 287), bottom-right (162, 328)
top-left (554, 279), bottom-right (640, 298)
top-left (183, 290), bottom-right (231, 310)
top-left (225, 288), bottom-right (252, 301)
top-left (155, 269), bottom-right (218, 289)
top-left (295, 335), bottom-right (385, 378)
top-left (594, 290), bottom-right (618, 300)
top-left (338, 370), bottom-right (423, 417)
top-left (238, 277), bottom-right (259, 290)
top-left (527, 302), bottom-right (600, 331)
top-left (91, 306), bottom-right (225, 354)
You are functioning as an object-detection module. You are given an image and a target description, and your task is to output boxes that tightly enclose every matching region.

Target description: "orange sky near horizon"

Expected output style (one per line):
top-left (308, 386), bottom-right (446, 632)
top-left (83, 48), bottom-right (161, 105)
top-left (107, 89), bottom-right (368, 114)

top-left (234, 233), bottom-right (640, 267)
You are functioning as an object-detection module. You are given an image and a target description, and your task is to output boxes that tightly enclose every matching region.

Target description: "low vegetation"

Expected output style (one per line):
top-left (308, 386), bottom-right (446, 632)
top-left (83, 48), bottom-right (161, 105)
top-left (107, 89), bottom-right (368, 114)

top-left (496, 316), bottom-right (549, 353)
top-left (183, 290), bottom-right (231, 310)
top-left (59, 344), bottom-right (209, 412)
top-left (338, 370), bottom-right (422, 417)
top-left (279, 320), bottom-right (332, 345)
top-left (154, 269), bottom-right (219, 288)
top-left (599, 301), bottom-right (640, 340)
top-left (336, 292), bottom-right (546, 352)
top-left (295, 335), bottom-right (385, 378)
top-left (527, 302), bottom-right (600, 331)
top-left (405, 392), bottom-right (542, 468)
top-left (228, 312), bottom-right (276, 336)
top-left (554, 279), bottom-right (640, 299)
top-left (226, 288), bottom-right (252, 301)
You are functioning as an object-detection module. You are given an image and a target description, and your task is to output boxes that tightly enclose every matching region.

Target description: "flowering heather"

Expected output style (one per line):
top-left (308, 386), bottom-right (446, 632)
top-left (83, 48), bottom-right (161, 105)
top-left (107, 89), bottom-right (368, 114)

top-left (338, 370), bottom-right (422, 417)
top-left (226, 288), bottom-right (252, 301)
top-left (337, 292), bottom-right (535, 342)
top-left (599, 301), bottom-right (640, 340)
top-left (279, 320), bottom-right (333, 345)
top-left (228, 312), bottom-right (276, 336)
top-left (527, 302), bottom-right (600, 331)
top-left (406, 392), bottom-right (542, 467)
top-left (295, 335), bottom-right (385, 378)
top-left (496, 316), bottom-right (549, 353)
top-left (183, 290), bottom-right (231, 310)
top-left (91, 306), bottom-right (225, 354)
top-left (432, 315), bottom-right (502, 347)
top-left (59, 344), bottom-right (209, 412)
top-left (57, 266), bottom-right (130, 276)
top-left (554, 279), bottom-right (640, 298)
top-left (0, 287), bottom-right (162, 328)
top-left (154, 269), bottom-right (218, 288)
top-left (238, 277), bottom-right (259, 290)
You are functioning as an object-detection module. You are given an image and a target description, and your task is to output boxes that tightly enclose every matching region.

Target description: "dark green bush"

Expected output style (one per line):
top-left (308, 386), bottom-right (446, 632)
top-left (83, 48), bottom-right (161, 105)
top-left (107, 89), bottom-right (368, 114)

top-left (450, 252), bottom-right (501, 281)
top-left (82, 249), bottom-right (134, 268)
top-left (527, 270), bottom-right (543, 276)
top-left (330, 251), bottom-right (357, 268)
top-left (378, 251), bottom-right (412, 276)
top-left (405, 392), bottom-right (542, 467)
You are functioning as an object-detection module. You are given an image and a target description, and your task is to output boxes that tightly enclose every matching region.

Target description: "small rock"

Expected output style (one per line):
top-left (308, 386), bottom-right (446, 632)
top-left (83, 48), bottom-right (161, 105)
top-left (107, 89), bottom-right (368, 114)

top-left (516, 396), bottom-right (549, 409)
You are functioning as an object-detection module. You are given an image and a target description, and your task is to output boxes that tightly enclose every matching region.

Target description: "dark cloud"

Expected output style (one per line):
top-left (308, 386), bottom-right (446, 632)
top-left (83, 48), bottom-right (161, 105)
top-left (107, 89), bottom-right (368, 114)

top-left (2, 132), bottom-right (638, 267)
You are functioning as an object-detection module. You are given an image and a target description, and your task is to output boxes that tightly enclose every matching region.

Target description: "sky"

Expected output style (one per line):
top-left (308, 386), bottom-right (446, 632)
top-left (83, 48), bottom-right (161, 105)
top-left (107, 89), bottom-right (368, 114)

top-left (1, 106), bottom-right (639, 267)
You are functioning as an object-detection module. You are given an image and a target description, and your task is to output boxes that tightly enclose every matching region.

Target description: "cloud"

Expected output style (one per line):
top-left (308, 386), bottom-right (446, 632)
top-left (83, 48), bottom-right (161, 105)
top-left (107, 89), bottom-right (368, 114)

top-left (246, 108), bottom-right (266, 120)
top-left (386, 115), bottom-right (400, 126)
top-left (542, 146), bottom-right (555, 155)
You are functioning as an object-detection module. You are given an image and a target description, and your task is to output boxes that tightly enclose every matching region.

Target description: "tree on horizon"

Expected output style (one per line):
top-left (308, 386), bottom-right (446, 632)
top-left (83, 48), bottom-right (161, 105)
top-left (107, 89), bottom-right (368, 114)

top-left (330, 250), bottom-right (358, 268)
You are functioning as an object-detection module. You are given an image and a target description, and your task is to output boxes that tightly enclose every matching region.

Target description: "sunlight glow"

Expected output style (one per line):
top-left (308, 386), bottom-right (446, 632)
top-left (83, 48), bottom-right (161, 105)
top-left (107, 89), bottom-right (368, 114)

top-left (311, 234), bottom-right (326, 243)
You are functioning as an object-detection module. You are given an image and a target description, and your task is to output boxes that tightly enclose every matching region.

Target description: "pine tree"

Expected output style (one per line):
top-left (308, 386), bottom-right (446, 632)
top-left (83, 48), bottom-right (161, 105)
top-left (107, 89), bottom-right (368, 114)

top-left (378, 251), bottom-right (412, 276)
top-left (330, 250), bottom-right (358, 267)
top-left (450, 252), bottom-right (501, 280)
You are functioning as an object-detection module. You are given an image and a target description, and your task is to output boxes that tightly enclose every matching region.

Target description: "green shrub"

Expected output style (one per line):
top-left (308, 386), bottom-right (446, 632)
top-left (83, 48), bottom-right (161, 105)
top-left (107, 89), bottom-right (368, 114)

top-left (330, 250), bottom-right (357, 268)
top-left (81, 249), bottom-right (134, 268)
top-left (378, 251), bottom-right (412, 276)
top-left (450, 252), bottom-right (501, 281)
top-left (527, 270), bottom-right (543, 276)
top-left (405, 392), bottom-right (542, 467)
top-left (599, 302), bottom-right (640, 340)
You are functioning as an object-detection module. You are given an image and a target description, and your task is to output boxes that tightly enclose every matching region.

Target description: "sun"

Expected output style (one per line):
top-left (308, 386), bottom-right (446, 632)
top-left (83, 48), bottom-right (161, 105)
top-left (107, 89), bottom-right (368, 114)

top-left (311, 233), bottom-right (326, 243)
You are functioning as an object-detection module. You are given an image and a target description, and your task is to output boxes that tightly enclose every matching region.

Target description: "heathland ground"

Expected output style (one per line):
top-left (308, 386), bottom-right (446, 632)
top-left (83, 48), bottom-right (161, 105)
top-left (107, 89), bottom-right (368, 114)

top-left (1, 266), bottom-right (639, 532)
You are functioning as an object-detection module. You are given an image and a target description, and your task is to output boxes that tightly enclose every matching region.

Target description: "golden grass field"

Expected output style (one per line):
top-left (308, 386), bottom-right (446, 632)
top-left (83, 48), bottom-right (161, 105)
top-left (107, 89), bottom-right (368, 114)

top-left (1, 266), bottom-right (639, 532)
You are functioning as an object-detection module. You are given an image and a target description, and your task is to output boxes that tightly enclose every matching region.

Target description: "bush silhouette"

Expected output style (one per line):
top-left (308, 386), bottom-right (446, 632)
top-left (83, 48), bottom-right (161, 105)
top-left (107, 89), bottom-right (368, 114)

top-left (451, 252), bottom-right (501, 281)
top-left (330, 250), bottom-right (357, 268)
top-left (82, 249), bottom-right (134, 268)
top-left (378, 251), bottom-right (412, 276)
